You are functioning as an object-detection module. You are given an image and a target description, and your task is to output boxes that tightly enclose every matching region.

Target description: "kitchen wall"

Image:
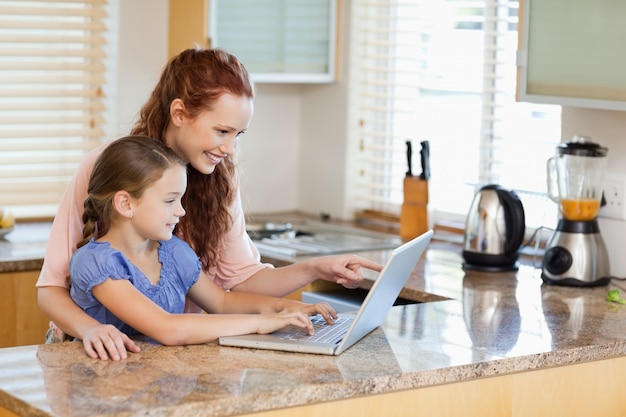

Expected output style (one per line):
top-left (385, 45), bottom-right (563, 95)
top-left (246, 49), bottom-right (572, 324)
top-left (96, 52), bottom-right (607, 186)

top-left (115, 2), bottom-right (626, 277)
top-left (110, 1), bottom-right (168, 136)
top-left (236, 11), bottom-right (354, 220)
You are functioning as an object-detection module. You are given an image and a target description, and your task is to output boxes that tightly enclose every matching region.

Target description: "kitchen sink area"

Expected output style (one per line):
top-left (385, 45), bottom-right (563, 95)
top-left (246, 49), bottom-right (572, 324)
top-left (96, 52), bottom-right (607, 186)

top-left (246, 216), bottom-right (419, 311)
top-left (246, 218), bottom-right (403, 260)
top-left (301, 287), bottom-right (419, 313)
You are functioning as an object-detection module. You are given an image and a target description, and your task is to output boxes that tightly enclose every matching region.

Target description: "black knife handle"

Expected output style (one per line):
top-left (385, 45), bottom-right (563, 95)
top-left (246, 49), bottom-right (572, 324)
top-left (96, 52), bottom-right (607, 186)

top-left (405, 140), bottom-right (413, 177)
top-left (420, 140), bottom-right (430, 180)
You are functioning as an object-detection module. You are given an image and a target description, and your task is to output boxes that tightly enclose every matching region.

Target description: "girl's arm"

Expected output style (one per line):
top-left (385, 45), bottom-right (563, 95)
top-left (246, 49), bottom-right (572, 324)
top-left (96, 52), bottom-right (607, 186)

top-left (91, 277), bottom-right (331, 346)
top-left (188, 273), bottom-right (337, 320)
top-left (217, 189), bottom-right (382, 297)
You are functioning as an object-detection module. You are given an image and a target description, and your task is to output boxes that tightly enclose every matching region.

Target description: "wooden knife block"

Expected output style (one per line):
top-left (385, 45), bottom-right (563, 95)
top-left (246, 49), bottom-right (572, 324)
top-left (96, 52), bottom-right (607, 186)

top-left (400, 176), bottom-right (429, 240)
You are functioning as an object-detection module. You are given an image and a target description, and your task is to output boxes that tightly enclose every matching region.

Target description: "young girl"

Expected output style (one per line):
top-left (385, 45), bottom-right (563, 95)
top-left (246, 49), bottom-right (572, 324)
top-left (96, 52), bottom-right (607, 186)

top-left (69, 136), bottom-right (336, 346)
top-left (38, 47), bottom-right (382, 360)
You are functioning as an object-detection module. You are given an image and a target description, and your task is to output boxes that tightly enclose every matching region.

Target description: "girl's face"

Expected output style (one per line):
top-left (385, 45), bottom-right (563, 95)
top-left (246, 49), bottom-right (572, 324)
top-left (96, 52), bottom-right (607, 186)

top-left (132, 165), bottom-right (187, 241)
top-left (167, 93), bottom-right (254, 175)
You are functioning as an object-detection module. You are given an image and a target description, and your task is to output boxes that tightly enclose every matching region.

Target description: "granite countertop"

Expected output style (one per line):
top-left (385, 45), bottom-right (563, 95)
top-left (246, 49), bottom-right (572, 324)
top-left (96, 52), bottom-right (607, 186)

top-left (2, 236), bottom-right (626, 416)
top-left (0, 222), bottom-right (50, 273)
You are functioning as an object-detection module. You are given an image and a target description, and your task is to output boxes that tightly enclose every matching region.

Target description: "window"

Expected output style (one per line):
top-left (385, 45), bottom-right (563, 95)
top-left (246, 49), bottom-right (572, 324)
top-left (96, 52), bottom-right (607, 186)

top-left (348, 0), bottom-right (561, 232)
top-left (0, 0), bottom-right (109, 219)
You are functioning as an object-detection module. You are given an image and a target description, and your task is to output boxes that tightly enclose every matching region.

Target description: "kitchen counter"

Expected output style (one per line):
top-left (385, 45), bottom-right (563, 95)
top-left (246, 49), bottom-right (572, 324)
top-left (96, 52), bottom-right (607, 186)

top-left (0, 222), bottom-right (50, 273)
top-left (3, 234), bottom-right (626, 416)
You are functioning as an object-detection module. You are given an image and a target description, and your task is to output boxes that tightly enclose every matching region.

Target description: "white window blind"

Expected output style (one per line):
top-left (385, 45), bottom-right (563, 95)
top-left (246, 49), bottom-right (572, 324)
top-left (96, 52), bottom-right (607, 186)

top-left (0, 0), bottom-right (108, 218)
top-left (349, 0), bottom-right (561, 230)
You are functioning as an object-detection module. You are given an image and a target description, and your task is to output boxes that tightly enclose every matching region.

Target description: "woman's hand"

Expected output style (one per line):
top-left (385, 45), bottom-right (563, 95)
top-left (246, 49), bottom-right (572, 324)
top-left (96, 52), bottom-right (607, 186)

top-left (81, 324), bottom-right (141, 361)
top-left (311, 255), bottom-right (383, 289)
top-left (231, 254), bottom-right (383, 298)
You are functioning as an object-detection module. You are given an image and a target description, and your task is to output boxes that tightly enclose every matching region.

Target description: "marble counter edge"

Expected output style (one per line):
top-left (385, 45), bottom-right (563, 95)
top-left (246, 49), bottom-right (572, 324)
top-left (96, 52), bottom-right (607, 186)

top-left (3, 329), bottom-right (625, 417)
top-left (0, 392), bottom-right (49, 417)
top-left (219, 347), bottom-right (626, 417)
top-left (0, 259), bottom-right (43, 273)
top-left (220, 339), bottom-right (626, 416)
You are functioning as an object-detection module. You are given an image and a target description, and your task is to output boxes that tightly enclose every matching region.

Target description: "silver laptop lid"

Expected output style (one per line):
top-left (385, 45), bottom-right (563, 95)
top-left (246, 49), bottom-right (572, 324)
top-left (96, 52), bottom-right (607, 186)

top-left (333, 229), bottom-right (433, 354)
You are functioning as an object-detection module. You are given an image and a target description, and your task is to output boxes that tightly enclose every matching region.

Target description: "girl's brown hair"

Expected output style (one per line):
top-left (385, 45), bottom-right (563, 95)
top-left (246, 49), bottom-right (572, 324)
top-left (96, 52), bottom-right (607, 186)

top-left (77, 136), bottom-right (187, 249)
top-left (130, 47), bottom-right (254, 272)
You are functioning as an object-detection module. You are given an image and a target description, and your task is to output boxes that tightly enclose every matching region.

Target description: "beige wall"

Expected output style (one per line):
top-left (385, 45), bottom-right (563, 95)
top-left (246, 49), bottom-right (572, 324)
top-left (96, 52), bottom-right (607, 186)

top-left (238, 84), bottom-right (303, 213)
top-left (113, 0), bottom-right (169, 137)
top-left (237, 1), bottom-right (353, 219)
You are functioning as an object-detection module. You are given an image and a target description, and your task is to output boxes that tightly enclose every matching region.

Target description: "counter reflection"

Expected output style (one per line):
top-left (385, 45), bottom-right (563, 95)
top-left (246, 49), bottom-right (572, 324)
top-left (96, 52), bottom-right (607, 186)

top-left (382, 266), bottom-right (555, 371)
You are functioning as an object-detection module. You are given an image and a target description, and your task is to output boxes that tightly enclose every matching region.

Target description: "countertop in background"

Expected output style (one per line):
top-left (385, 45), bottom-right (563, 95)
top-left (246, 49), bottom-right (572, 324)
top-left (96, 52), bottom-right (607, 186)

top-left (0, 222), bottom-right (50, 273)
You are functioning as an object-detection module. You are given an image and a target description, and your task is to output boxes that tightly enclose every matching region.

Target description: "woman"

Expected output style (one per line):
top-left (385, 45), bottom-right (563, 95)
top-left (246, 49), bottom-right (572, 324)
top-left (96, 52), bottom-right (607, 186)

top-left (37, 47), bottom-right (381, 361)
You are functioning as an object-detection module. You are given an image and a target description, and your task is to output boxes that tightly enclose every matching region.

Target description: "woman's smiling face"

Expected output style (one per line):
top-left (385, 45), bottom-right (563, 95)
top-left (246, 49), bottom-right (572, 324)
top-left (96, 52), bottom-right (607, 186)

top-left (166, 93), bottom-right (254, 175)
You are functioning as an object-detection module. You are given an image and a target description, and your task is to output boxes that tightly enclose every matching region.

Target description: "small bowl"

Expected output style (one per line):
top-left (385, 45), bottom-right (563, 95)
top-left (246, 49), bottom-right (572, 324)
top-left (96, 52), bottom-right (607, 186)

top-left (0, 226), bottom-right (14, 238)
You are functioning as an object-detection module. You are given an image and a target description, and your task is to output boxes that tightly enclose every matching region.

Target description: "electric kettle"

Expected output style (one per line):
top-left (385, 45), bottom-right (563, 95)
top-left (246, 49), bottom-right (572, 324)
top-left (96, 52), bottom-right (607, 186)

top-left (462, 184), bottom-right (526, 272)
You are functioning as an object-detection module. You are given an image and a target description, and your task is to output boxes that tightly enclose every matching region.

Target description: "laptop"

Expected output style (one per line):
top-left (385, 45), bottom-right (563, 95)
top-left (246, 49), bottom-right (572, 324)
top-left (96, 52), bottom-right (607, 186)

top-left (219, 230), bottom-right (433, 355)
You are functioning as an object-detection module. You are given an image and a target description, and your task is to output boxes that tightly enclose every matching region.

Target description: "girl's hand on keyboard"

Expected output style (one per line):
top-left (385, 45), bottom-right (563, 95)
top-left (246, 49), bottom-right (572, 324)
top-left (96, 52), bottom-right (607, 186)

top-left (257, 310), bottom-right (315, 335)
top-left (299, 302), bottom-right (337, 326)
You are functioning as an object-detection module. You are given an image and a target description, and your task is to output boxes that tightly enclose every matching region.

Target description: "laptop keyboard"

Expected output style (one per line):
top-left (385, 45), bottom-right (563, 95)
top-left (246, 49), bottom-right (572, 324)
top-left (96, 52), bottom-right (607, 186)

top-left (278, 315), bottom-right (353, 343)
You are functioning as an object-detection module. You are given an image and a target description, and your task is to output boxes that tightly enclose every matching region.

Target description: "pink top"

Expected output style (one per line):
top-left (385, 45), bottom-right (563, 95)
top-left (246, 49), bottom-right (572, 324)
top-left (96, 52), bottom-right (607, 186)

top-left (37, 142), bottom-right (272, 293)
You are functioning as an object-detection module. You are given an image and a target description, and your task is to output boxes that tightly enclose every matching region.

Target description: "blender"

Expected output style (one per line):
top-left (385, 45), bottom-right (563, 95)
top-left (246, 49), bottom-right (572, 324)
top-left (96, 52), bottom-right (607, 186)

top-left (541, 135), bottom-right (611, 287)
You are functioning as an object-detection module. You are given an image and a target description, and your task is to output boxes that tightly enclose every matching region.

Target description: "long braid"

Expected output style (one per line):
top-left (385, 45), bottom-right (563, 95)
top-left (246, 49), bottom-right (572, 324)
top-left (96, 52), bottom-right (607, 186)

top-left (77, 198), bottom-right (102, 249)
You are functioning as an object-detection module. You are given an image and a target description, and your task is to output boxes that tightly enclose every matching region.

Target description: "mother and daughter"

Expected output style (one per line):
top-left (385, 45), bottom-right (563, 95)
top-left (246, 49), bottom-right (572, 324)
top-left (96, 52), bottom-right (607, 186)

top-left (37, 47), bottom-right (381, 360)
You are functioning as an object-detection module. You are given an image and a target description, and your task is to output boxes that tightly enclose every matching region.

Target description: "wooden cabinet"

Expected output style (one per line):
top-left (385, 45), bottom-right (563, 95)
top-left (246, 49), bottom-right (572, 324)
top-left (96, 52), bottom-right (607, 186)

top-left (209, 0), bottom-right (339, 83)
top-left (169, 0), bottom-right (340, 83)
top-left (0, 271), bottom-right (49, 348)
top-left (0, 407), bottom-right (19, 417)
top-left (516, 0), bottom-right (626, 110)
top-left (168, 0), bottom-right (209, 57)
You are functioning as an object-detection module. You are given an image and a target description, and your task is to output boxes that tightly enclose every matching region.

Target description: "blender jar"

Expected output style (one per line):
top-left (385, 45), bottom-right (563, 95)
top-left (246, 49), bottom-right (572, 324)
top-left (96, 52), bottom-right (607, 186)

top-left (547, 136), bottom-right (608, 221)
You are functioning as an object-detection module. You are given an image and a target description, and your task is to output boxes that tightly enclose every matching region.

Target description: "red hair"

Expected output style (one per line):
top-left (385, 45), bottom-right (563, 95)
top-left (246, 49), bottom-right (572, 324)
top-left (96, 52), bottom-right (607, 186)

top-left (130, 48), bottom-right (254, 271)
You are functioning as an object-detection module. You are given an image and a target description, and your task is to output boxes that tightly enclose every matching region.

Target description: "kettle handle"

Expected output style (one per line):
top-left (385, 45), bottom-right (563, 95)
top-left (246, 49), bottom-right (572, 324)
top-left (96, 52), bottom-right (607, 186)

top-left (496, 188), bottom-right (526, 256)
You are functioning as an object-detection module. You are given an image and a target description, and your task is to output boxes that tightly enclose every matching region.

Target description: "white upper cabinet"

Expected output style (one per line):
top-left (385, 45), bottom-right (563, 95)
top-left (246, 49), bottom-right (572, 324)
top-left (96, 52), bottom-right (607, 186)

top-left (516, 0), bottom-right (626, 111)
top-left (209, 0), bottom-right (338, 83)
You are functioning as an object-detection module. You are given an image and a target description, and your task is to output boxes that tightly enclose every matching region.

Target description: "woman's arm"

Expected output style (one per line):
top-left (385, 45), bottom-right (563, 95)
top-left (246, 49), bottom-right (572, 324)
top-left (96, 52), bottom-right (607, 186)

top-left (214, 190), bottom-right (382, 297)
top-left (91, 278), bottom-right (330, 346)
top-left (37, 286), bottom-right (140, 360)
top-left (36, 143), bottom-right (140, 361)
top-left (231, 254), bottom-right (384, 296)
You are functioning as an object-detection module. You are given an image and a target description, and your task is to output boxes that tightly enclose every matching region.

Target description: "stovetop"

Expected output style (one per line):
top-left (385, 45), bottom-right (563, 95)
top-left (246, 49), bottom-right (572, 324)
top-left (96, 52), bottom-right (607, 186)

top-left (246, 221), bottom-right (401, 258)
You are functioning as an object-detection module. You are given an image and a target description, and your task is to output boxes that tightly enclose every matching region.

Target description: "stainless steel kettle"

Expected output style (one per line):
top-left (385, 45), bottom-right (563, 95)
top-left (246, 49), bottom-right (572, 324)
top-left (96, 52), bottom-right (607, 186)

top-left (462, 184), bottom-right (526, 272)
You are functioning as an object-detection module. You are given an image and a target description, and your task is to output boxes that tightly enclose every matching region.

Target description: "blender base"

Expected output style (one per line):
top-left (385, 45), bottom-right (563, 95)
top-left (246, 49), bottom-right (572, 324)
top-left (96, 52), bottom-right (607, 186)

top-left (541, 218), bottom-right (611, 287)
